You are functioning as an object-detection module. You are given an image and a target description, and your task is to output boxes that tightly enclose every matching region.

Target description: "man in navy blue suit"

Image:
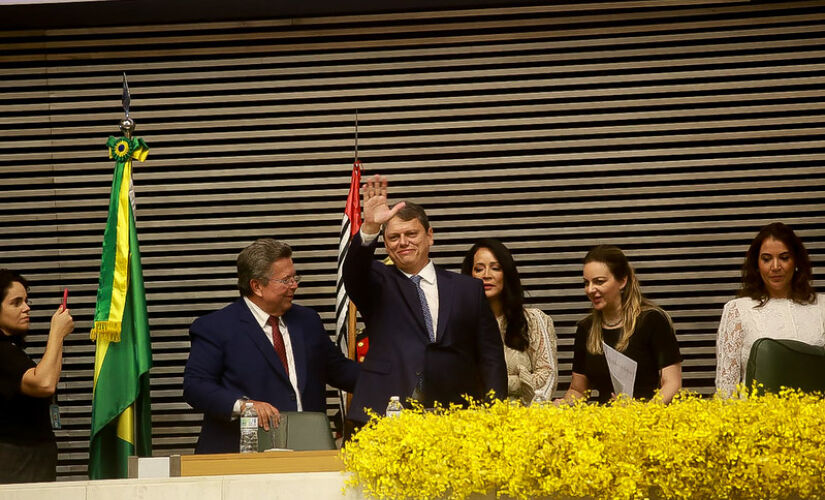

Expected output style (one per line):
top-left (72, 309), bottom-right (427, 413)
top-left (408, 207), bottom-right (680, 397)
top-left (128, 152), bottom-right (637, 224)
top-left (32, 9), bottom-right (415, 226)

top-left (183, 239), bottom-right (358, 453)
top-left (344, 175), bottom-right (507, 424)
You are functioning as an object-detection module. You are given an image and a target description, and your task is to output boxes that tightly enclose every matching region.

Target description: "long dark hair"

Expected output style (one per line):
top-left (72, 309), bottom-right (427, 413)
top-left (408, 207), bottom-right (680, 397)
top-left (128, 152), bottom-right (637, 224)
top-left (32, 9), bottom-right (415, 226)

top-left (739, 222), bottom-right (816, 306)
top-left (461, 238), bottom-right (528, 351)
top-left (583, 245), bottom-right (662, 354)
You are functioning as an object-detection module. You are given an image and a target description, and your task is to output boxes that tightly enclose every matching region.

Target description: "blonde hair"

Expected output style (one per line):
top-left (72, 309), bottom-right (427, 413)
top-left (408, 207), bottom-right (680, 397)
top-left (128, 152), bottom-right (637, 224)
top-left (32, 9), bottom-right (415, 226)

top-left (584, 245), bottom-right (666, 355)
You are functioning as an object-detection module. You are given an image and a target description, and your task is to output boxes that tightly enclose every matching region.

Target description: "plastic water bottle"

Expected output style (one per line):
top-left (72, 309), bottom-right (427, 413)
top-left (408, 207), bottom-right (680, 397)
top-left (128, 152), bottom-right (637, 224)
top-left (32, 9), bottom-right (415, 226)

top-left (239, 402), bottom-right (258, 453)
top-left (385, 396), bottom-right (403, 418)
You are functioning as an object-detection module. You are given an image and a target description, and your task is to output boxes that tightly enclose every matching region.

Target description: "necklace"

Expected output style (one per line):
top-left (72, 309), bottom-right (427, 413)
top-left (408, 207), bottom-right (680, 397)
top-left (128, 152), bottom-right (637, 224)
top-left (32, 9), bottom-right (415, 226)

top-left (602, 316), bottom-right (623, 328)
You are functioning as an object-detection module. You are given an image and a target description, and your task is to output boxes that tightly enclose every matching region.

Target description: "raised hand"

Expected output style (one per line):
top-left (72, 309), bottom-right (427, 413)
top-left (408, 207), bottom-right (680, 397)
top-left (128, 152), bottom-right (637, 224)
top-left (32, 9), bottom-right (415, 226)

top-left (361, 174), bottom-right (405, 233)
top-left (50, 306), bottom-right (74, 340)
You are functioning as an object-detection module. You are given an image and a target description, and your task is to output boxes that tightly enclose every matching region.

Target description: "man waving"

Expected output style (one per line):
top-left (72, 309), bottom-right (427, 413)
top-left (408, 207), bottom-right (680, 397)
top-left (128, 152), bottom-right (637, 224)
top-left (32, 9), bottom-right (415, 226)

top-left (343, 175), bottom-right (506, 424)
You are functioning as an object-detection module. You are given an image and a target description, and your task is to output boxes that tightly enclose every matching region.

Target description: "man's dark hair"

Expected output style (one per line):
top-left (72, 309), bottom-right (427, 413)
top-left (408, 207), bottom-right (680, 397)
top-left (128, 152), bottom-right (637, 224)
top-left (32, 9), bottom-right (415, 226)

top-left (389, 201), bottom-right (430, 231)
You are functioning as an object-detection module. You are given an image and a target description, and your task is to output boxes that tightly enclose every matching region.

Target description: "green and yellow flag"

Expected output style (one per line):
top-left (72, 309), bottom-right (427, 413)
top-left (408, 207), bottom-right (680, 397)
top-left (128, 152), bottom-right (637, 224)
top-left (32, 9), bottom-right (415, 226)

top-left (88, 135), bottom-right (153, 479)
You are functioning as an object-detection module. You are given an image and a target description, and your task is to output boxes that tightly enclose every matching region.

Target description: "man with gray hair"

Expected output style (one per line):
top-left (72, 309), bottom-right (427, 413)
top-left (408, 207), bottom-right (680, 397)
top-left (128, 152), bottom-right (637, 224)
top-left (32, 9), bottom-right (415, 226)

top-left (183, 239), bottom-right (358, 453)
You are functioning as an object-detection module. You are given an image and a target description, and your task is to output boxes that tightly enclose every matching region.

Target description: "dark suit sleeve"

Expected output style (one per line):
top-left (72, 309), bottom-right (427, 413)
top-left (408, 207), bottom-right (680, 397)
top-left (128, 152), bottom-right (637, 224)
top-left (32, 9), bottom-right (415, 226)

top-left (301, 306), bottom-right (360, 393)
top-left (473, 281), bottom-right (508, 399)
top-left (322, 333), bottom-right (360, 392)
top-left (183, 318), bottom-right (239, 421)
top-left (342, 232), bottom-right (380, 317)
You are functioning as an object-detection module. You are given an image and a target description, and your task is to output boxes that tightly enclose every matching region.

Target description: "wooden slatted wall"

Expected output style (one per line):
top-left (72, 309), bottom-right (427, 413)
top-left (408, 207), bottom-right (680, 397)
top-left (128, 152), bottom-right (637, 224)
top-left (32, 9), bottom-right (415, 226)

top-left (1, 0), bottom-right (824, 480)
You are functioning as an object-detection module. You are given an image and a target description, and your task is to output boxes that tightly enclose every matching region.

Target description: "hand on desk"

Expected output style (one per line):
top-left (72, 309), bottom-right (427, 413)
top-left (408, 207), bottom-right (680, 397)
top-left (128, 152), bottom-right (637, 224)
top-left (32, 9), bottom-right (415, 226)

top-left (249, 400), bottom-right (280, 430)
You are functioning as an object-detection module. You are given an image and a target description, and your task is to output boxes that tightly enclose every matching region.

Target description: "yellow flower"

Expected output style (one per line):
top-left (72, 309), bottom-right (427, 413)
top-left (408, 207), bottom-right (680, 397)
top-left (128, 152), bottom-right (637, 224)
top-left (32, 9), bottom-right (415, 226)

top-left (342, 388), bottom-right (825, 499)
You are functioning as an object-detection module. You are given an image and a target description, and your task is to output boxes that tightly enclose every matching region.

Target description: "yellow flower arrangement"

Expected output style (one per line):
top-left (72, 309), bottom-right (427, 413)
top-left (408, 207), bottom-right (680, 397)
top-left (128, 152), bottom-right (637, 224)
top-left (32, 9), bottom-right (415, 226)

top-left (342, 389), bottom-right (825, 499)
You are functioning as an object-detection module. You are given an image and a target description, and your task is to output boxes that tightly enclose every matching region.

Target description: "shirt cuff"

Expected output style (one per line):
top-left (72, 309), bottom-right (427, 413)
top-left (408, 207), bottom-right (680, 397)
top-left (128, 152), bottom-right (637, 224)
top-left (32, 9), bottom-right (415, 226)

top-left (360, 228), bottom-right (379, 244)
top-left (232, 398), bottom-right (244, 420)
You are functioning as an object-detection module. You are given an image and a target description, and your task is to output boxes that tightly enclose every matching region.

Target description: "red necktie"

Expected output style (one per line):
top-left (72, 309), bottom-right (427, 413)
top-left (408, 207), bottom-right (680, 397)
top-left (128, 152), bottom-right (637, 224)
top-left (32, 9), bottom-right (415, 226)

top-left (267, 316), bottom-right (289, 375)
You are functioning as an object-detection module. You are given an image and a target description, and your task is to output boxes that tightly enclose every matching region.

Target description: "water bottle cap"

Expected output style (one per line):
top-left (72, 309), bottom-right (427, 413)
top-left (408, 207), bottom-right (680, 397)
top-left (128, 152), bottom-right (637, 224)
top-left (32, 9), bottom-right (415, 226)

top-left (390, 396), bottom-right (400, 401)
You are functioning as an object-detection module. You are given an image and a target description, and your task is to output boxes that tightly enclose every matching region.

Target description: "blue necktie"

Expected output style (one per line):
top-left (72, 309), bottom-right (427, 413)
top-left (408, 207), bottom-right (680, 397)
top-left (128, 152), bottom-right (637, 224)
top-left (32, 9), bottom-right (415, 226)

top-left (411, 274), bottom-right (436, 342)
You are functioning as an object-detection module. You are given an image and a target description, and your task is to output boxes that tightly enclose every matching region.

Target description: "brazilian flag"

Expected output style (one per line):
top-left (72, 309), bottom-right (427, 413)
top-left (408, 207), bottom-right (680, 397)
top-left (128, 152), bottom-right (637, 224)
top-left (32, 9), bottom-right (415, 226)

top-left (88, 136), bottom-right (153, 479)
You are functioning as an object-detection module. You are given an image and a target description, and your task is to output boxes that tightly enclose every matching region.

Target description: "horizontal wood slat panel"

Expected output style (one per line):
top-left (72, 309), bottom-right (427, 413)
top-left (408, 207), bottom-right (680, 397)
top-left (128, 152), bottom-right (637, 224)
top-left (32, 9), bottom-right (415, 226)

top-left (5, 36), bottom-right (825, 94)
top-left (5, 21), bottom-right (825, 80)
top-left (5, 71), bottom-right (825, 115)
top-left (2, 1), bottom-right (811, 55)
top-left (2, 0), bottom-right (824, 481)
top-left (4, 88), bottom-right (825, 127)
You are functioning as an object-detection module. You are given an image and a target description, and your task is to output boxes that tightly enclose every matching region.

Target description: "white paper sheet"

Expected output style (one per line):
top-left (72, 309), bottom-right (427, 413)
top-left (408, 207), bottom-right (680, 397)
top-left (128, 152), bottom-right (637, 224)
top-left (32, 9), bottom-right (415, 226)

top-left (602, 341), bottom-right (637, 398)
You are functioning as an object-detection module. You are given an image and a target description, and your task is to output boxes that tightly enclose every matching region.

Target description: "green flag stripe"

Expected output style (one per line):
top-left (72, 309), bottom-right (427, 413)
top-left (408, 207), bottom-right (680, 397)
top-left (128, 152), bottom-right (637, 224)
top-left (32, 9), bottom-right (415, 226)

top-left (91, 154), bottom-right (124, 328)
top-left (88, 422), bottom-right (135, 480)
top-left (89, 139), bottom-right (152, 480)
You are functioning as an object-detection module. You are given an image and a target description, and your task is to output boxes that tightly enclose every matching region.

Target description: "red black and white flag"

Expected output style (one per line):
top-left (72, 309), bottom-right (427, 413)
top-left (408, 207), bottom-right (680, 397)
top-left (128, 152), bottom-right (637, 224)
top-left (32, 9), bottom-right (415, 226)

top-left (335, 161), bottom-right (362, 366)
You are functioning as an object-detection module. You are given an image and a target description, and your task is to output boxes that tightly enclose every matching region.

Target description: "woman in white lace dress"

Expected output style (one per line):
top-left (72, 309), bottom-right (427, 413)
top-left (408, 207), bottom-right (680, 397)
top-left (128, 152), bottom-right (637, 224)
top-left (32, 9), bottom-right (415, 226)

top-left (715, 222), bottom-right (825, 397)
top-left (461, 239), bottom-right (557, 404)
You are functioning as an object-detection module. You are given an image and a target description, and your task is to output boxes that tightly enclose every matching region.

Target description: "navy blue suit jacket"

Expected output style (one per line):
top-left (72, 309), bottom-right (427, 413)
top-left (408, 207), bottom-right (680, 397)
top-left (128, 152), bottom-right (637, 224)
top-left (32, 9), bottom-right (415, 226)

top-left (183, 299), bottom-right (358, 454)
top-left (343, 233), bottom-right (507, 423)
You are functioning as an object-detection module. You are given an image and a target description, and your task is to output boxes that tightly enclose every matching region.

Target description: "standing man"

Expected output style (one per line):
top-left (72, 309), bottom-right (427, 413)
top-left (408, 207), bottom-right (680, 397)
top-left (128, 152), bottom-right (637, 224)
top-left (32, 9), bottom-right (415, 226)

top-left (343, 175), bottom-right (507, 424)
top-left (183, 239), bottom-right (358, 453)
top-left (0, 269), bottom-right (74, 483)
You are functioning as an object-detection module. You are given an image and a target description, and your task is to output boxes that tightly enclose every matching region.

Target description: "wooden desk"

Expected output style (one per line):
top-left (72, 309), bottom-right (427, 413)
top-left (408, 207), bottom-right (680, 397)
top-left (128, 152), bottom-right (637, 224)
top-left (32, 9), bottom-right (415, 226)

top-left (178, 450), bottom-right (344, 477)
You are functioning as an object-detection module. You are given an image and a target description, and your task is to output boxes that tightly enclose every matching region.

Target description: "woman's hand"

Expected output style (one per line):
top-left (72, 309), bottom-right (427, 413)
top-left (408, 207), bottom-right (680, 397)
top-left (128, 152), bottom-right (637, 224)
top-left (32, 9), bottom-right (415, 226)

top-left (553, 372), bottom-right (590, 406)
top-left (659, 362), bottom-right (682, 404)
top-left (517, 366), bottom-right (535, 403)
top-left (50, 306), bottom-right (74, 340)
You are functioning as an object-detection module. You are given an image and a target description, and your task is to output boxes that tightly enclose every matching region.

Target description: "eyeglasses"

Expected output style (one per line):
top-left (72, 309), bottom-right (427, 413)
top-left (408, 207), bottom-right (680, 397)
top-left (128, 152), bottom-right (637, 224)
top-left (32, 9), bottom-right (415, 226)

top-left (267, 274), bottom-right (301, 286)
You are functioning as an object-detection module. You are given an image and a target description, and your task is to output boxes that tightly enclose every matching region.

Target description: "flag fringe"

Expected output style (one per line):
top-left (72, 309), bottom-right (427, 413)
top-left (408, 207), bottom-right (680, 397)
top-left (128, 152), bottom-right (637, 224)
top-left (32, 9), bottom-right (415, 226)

top-left (90, 321), bottom-right (122, 342)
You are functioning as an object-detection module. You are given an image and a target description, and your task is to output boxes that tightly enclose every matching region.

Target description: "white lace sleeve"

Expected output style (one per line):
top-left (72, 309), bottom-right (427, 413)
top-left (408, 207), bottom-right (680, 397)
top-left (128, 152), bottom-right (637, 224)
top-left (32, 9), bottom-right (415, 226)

top-left (525, 309), bottom-right (558, 401)
top-left (715, 300), bottom-right (745, 397)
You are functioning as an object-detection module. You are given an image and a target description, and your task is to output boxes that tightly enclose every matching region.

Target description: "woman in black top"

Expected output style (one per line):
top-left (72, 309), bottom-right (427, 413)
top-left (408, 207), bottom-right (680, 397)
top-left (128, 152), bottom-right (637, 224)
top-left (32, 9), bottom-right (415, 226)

top-left (0, 269), bottom-right (74, 483)
top-left (557, 246), bottom-right (682, 404)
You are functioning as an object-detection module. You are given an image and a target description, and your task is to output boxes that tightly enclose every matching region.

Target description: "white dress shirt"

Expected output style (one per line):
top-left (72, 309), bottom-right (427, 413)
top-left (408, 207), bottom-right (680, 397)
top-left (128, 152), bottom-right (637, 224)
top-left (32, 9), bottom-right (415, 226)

top-left (232, 296), bottom-right (303, 416)
top-left (360, 229), bottom-right (439, 334)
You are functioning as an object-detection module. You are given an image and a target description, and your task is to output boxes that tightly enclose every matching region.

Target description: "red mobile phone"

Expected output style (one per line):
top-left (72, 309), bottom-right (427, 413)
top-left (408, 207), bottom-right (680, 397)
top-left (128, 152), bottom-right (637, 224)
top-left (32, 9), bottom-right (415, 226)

top-left (62, 288), bottom-right (68, 311)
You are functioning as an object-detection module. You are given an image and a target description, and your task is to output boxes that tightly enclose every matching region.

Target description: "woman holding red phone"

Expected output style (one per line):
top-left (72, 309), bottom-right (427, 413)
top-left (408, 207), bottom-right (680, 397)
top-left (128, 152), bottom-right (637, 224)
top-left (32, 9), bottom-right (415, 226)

top-left (0, 269), bottom-right (74, 483)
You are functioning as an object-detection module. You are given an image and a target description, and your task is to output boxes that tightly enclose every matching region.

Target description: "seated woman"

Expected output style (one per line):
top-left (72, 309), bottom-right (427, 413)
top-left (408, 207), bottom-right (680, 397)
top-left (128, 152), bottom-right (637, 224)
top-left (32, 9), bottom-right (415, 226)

top-left (557, 245), bottom-right (682, 404)
top-left (715, 222), bottom-right (825, 397)
top-left (461, 239), bottom-right (557, 403)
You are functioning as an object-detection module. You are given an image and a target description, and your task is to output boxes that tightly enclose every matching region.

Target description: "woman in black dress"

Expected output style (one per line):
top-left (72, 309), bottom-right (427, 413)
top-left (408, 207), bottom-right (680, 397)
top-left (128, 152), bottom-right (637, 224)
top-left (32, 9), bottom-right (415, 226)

top-left (557, 245), bottom-right (682, 404)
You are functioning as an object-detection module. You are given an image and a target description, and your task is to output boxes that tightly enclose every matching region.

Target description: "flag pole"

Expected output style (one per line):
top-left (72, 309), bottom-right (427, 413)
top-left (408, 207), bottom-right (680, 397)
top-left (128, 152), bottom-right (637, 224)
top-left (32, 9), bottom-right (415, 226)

top-left (347, 111), bottom-right (359, 362)
top-left (89, 72), bottom-right (152, 479)
top-left (346, 111), bottom-right (360, 409)
top-left (121, 71), bottom-right (137, 448)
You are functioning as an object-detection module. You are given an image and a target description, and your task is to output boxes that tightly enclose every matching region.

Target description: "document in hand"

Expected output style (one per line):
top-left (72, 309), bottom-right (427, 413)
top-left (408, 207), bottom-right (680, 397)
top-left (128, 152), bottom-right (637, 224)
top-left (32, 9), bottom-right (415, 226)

top-left (602, 342), bottom-right (637, 398)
